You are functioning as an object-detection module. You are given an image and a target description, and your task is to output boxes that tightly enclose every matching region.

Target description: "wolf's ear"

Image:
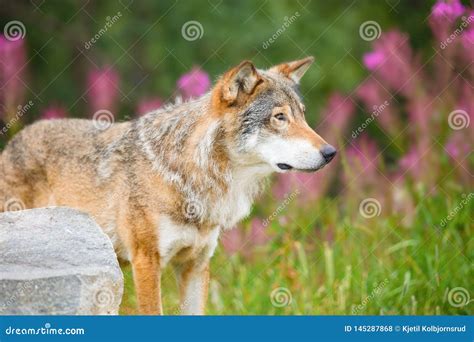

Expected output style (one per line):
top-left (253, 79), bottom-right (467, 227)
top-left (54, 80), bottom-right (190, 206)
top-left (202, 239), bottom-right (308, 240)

top-left (269, 56), bottom-right (314, 83)
top-left (221, 61), bottom-right (261, 103)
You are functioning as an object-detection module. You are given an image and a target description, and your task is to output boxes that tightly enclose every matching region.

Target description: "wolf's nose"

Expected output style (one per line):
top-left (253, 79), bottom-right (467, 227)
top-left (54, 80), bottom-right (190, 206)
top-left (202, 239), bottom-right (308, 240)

top-left (321, 144), bottom-right (337, 163)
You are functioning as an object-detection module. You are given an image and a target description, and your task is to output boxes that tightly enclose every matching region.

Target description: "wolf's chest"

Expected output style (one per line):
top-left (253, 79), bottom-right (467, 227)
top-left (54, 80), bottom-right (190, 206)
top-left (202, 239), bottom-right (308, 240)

top-left (209, 187), bottom-right (254, 229)
top-left (157, 215), bottom-right (220, 267)
top-left (207, 166), bottom-right (269, 229)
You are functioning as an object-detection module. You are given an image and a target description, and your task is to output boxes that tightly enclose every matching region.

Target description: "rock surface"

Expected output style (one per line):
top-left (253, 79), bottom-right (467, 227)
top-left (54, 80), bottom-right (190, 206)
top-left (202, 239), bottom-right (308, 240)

top-left (0, 207), bottom-right (123, 315)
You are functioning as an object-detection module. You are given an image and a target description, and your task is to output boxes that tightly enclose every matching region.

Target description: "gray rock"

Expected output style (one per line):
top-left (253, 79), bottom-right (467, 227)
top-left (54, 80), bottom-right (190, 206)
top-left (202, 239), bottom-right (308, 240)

top-left (0, 207), bottom-right (123, 315)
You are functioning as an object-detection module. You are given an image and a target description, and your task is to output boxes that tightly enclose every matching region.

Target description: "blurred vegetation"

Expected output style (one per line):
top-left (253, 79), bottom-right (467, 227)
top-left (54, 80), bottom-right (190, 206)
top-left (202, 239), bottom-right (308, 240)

top-left (1, 0), bottom-right (435, 128)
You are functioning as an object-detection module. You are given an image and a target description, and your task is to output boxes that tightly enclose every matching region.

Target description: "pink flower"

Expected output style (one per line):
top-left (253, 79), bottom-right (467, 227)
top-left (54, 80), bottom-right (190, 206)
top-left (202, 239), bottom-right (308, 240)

top-left (445, 131), bottom-right (472, 184)
top-left (363, 50), bottom-right (385, 70)
top-left (431, 0), bottom-right (465, 20)
top-left (344, 135), bottom-right (381, 192)
top-left (86, 67), bottom-right (120, 114)
top-left (460, 25), bottom-right (474, 62)
top-left (346, 135), bottom-right (380, 175)
top-left (398, 145), bottom-right (433, 184)
top-left (458, 82), bottom-right (474, 136)
top-left (399, 147), bottom-right (420, 175)
top-left (319, 93), bottom-right (355, 132)
top-left (463, 24), bottom-right (474, 45)
top-left (399, 144), bottom-right (438, 188)
top-left (364, 30), bottom-right (417, 96)
top-left (315, 93), bottom-right (355, 148)
top-left (272, 173), bottom-right (293, 200)
top-left (221, 228), bottom-right (244, 256)
top-left (429, 0), bottom-right (465, 40)
top-left (137, 97), bottom-right (163, 116)
top-left (41, 106), bottom-right (67, 120)
top-left (282, 172), bottom-right (319, 203)
top-left (445, 132), bottom-right (470, 160)
top-left (177, 67), bottom-right (211, 100)
top-left (407, 96), bottom-right (432, 135)
top-left (343, 135), bottom-right (383, 199)
top-left (273, 170), bottom-right (329, 203)
top-left (221, 218), bottom-right (272, 257)
top-left (356, 78), bottom-right (386, 107)
top-left (356, 77), bottom-right (398, 136)
top-left (248, 218), bottom-right (271, 246)
top-left (0, 35), bottom-right (26, 119)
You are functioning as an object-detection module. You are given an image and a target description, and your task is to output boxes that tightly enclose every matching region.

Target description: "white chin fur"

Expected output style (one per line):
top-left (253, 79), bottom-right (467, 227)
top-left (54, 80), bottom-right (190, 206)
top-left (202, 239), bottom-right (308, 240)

top-left (256, 137), bottom-right (324, 172)
top-left (274, 167), bottom-right (291, 173)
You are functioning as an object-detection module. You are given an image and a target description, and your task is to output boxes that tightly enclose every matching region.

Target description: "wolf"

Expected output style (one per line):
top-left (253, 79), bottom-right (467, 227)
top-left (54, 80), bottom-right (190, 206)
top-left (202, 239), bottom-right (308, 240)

top-left (0, 57), bottom-right (336, 314)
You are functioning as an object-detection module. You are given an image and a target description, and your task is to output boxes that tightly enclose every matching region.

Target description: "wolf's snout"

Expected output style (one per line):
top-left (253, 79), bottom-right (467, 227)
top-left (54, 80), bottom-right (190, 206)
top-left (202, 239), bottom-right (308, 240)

top-left (320, 144), bottom-right (337, 163)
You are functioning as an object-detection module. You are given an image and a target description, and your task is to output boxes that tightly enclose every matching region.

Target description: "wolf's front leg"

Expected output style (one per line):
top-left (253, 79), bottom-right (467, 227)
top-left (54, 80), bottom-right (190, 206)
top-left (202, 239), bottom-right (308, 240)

top-left (176, 261), bottom-right (210, 315)
top-left (124, 209), bottom-right (162, 315)
top-left (131, 248), bottom-right (162, 314)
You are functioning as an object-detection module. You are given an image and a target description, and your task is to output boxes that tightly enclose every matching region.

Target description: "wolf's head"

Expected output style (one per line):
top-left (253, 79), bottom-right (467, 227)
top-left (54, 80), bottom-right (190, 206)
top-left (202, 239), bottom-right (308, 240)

top-left (212, 57), bottom-right (336, 174)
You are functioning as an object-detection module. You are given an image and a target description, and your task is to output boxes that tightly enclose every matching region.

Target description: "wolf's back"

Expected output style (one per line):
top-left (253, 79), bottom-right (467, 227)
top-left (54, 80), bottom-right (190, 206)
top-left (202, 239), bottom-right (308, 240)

top-left (0, 120), bottom-right (56, 211)
top-left (0, 118), bottom-right (128, 211)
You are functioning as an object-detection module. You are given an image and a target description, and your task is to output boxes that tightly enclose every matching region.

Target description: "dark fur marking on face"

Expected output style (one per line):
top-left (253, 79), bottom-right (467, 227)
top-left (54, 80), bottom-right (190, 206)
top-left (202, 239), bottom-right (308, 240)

top-left (261, 72), bottom-right (305, 119)
top-left (238, 90), bottom-right (276, 145)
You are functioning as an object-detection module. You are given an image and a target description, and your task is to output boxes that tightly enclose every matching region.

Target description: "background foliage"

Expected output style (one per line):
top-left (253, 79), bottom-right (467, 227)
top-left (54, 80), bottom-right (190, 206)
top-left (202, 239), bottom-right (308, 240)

top-left (1, 0), bottom-right (436, 130)
top-left (1, 0), bottom-right (472, 315)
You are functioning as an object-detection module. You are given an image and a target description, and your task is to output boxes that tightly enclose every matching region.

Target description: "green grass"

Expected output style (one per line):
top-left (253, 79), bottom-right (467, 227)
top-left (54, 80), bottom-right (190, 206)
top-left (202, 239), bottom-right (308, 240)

top-left (119, 186), bottom-right (473, 315)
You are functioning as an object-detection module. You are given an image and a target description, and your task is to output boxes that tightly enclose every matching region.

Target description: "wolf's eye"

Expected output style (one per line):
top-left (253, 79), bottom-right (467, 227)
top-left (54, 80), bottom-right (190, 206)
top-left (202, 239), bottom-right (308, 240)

top-left (274, 113), bottom-right (287, 121)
